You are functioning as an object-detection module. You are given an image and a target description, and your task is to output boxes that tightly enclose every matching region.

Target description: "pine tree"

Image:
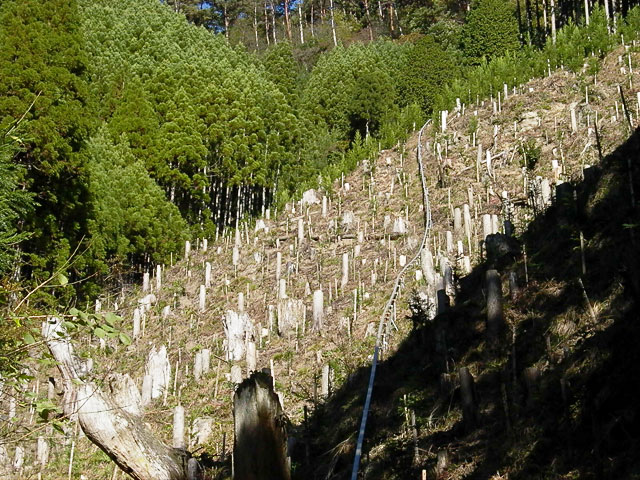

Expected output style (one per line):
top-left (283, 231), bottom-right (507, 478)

top-left (0, 145), bottom-right (33, 276)
top-left (263, 42), bottom-right (299, 104)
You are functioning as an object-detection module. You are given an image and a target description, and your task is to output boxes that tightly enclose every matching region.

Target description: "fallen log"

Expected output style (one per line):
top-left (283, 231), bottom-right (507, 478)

top-left (43, 317), bottom-right (200, 480)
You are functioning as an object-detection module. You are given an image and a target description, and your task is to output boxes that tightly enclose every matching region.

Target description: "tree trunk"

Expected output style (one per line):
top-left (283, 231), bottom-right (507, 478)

top-left (224, 3), bottom-right (230, 40)
top-left (264, 2), bottom-right (271, 45)
top-left (312, 289), bottom-right (324, 331)
top-left (329, 0), bottom-right (337, 46)
top-left (234, 372), bottom-right (290, 480)
top-left (270, 0), bottom-right (278, 43)
top-left (550, 0), bottom-right (556, 44)
top-left (43, 318), bottom-right (198, 480)
top-left (584, 0), bottom-right (589, 25)
top-left (542, 0), bottom-right (548, 39)
top-left (299, 2), bottom-right (305, 43)
top-left (524, 0), bottom-right (533, 45)
top-left (611, 0), bottom-right (617, 32)
top-left (364, 0), bottom-right (373, 41)
top-left (516, 0), bottom-right (523, 39)
top-left (254, 2), bottom-right (260, 48)
top-left (535, 0), bottom-right (542, 39)
top-left (284, 0), bottom-right (292, 40)
top-left (459, 367), bottom-right (478, 430)
top-left (486, 269), bottom-right (504, 342)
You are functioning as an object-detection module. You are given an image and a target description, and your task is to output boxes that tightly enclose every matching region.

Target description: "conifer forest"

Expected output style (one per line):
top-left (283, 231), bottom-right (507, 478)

top-left (1, 0), bottom-right (640, 478)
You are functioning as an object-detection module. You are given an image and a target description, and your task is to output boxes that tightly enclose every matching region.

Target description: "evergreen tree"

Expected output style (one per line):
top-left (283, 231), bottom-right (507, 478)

top-left (0, 0), bottom-right (93, 285)
top-left (262, 42), bottom-right (299, 104)
top-left (107, 77), bottom-right (160, 167)
top-left (401, 35), bottom-right (457, 113)
top-left (461, 0), bottom-right (520, 63)
top-left (85, 130), bottom-right (188, 272)
top-left (0, 145), bottom-right (33, 277)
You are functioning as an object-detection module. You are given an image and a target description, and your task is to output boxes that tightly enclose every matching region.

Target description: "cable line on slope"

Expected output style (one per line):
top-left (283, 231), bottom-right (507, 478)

top-left (350, 120), bottom-right (432, 479)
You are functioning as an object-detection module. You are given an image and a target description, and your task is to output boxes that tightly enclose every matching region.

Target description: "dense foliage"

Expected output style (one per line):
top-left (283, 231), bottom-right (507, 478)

top-left (2, 0), bottom-right (640, 308)
top-left (0, 0), bottom-right (92, 292)
top-left (461, 0), bottom-right (520, 63)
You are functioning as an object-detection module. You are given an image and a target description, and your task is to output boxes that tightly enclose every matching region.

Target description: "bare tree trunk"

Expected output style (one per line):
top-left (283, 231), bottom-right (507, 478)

top-left (284, 0), bottom-right (292, 40)
top-left (329, 0), bottom-right (337, 46)
top-left (299, 2), bottom-right (305, 43)
top-left (516, 0), bottom-right (523, 39)
top-left (254, 2), bottom-right (260, 49)
top-left (542, 0), bottom-right (548, 40)
top-left (264, 2), bottom-right (271, 45)
top-left (224, 2), bottom-right (230, 40)
top-left (270, 0), bottom-right (278, 43)
top-left (394, 5), bottom-right (402, 35)
top-left (43, 318), bottom-right (198, 480)
top-left (584, 0), bottom-right (590, 25)
top-left (535, 0), bottom-right (542, 38)
top-left (364, 0), bottom-right (373, 41)
top-left (459, 367), bottom-right (478, 430)
top-left (234, 372), bottom-right (290, 480)
top-left (550, 0), bottom-right (557, 44)
top-left (611, 0), bottom-right (617, 32)
top-left (524, 0), bottom-right (533, 45)
top-left (486, 269), bottom-right (504, 342)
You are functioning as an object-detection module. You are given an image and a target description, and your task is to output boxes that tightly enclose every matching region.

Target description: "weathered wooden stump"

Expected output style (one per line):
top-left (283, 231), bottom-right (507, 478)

top-left (234, 372), bottom-right (290, 480)
top-left (486, 269), bottom-right (504, 342)
top-left (459, 367), bottom-right (478, 430)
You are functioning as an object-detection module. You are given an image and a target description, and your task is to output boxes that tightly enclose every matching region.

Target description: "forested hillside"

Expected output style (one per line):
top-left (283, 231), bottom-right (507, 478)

top-left (4, 0), bottom-right (640, 302)
top-left (1, 0), bottom-right (640, 479)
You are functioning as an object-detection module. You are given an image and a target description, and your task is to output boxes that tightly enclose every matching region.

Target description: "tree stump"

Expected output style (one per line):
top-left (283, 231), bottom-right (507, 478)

top-left (341, 253), bottom-right (349, 289)
top-left (173, 406), bottom-right (185, 449)
top-left (486, 269), bottom-right (504, 342)
top-left (421, 248), bottom-right (435, 287)
top-left (234, 372), bottom-right (290, 480)
top-left (224, 310), bottom-right (253, 361)
top-left (312, 289), bottom-right (324, 331)
top-left (459, 367), bottom-right (478, 430)
top-left (277, 298), bottom-right (304, 336)
top-left (145, 345), bottom-right (171, 400)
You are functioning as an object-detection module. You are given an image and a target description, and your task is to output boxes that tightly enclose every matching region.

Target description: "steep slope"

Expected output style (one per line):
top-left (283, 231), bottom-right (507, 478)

top-left (5, 44), bottom-right (640, 480)
top-left (296, 47), bottom-right (640, 479)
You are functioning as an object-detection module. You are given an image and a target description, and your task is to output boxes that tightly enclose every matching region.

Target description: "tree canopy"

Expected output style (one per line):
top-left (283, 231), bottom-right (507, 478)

top-left (461, 0), bottom-right (520, 63)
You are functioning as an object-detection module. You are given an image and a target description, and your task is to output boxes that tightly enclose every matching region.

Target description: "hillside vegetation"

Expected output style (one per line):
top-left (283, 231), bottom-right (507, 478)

top-left (3, 38), bottom-right (640, 479)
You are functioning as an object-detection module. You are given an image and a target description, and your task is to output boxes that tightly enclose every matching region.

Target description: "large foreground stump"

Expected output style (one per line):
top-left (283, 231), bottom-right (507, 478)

top-left (233, 372), bottom-right (290, 480)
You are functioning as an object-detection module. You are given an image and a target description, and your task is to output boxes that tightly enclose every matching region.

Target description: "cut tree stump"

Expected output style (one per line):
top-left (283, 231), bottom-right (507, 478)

top-left (486, 269), bottom-right (504, 342)
top-left (459, 367), bottom-right (478, 430)
top-left (234, 371), bottom-right (290, 480)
